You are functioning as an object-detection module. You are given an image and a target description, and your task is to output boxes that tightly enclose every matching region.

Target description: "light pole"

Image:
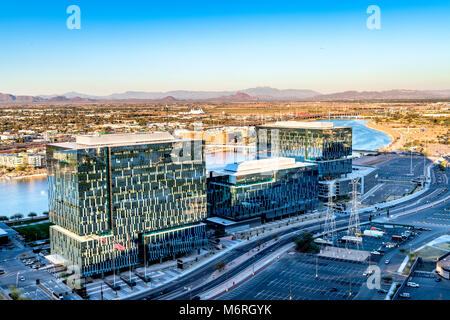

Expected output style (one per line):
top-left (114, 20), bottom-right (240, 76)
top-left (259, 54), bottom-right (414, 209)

top-left (16, 271), bottom-right (21, 287)
top-left (315, 256), bottom-right (318, 279)
top-left (144, 237), bottom-right (148, 286)
top-left (410, 148), bottom-right (413, 176)
top-left (252, 255), bottom-right (255, 276)
top-left (289, 276), bottom-right (292, 300)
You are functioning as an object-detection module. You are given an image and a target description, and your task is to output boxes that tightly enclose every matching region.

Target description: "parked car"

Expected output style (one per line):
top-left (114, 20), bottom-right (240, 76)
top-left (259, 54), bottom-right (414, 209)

top-left (407, 282), bottom-right (419, 288)
top-left (399, 292), bottom-right (410, 299)
top-left (435, 277), bottom-right (441, 282)
top-left (385, 259), bottom-right (390, 264)
top-left (19, 276), bottom-right (25, 281)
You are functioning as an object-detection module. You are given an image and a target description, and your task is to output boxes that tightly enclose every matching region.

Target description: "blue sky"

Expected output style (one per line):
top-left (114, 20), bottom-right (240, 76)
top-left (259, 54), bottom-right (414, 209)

top-left (1, 1), bottom-right (449, 95)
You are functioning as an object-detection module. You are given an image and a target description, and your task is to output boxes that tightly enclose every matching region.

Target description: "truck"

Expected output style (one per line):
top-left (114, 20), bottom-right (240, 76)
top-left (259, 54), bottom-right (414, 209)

top-left (392, 235), bottom-right (403, 242)
top-left (364, 230), bottom-right (384, 238)
top-left (339, 236), bottom-right (363, 244)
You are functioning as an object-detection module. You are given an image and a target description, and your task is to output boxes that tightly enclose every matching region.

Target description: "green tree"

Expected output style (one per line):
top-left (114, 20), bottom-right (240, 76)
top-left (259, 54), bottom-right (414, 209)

top-left (14, 213), bottom-right (23, 220)
top-left (214, 261), bottom-right (226, 272)
top-left (28, 212), bottom-right (37, 219)
top-left (0, 216), bottom-right (9, 221)
top-left (292, 232), bottom-right (320, 254)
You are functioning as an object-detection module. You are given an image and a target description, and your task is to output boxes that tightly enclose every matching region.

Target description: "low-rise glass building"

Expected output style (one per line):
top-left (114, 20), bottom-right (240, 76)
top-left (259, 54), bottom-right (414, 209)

top-left (47, 132), bottom-right (207, 277)
top-left (207, 157), bottom-right (319, 221)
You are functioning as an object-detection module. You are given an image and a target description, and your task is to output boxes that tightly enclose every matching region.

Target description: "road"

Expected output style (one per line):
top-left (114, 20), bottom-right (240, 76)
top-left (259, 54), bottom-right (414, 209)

top-left (138, 163), bottom-right (449, 300)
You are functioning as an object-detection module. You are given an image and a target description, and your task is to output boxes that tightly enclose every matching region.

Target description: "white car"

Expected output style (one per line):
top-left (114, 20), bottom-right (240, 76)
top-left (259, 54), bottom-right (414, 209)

top-left (407, 282), bottom-right (419, 288)
top-left (19, 276), bottom-right (25, 281)
top-left (385, 259), bottom-right (390, 264)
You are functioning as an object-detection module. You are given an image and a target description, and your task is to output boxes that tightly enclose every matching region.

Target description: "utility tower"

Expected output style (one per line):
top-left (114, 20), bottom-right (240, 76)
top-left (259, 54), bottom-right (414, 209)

top-left (324, 181), bottom-right (336, 243)
top-left (347, 178), bottom-right (361, 238)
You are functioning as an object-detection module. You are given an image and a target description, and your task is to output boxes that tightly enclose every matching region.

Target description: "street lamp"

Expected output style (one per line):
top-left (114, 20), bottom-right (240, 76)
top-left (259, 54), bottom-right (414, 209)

top-left (315, 256), bottom-right (318, 279)
top-left (252, 255), bottom-right (255, 276)
top-left (16, 271), bottom-right (21, 287)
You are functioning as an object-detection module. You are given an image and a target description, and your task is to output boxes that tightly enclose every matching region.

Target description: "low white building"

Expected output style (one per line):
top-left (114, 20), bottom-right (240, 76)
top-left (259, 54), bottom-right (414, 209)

top-left (0, 153), bottom-right (25, 168)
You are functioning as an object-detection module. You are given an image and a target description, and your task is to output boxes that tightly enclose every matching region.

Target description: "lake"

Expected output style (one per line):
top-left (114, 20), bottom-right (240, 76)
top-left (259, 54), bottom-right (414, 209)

top-left (0, 119), bottom-right (390, 218)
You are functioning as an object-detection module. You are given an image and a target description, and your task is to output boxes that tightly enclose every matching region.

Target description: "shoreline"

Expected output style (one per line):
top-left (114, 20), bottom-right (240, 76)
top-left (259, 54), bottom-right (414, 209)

top-left (365, 120), bottom-right (399, 152)
top-left (0, 172), bottom-right (47, 182)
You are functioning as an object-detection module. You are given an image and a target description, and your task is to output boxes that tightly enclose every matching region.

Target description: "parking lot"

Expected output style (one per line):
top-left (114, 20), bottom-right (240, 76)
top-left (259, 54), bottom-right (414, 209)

top-left (0, 237), bottom-right (81, 300)
top-left (363, 182), bottom-right (417, 205)
top-left (376, 156), bottom-right (431, 181)
top-left (362, 155), bottom-right (430, 205)
top-left (328, 223), bottom-right (419, 260)
top-left (397, 272), bottom-right (450, 300)
top-left (218, 252), bottom-right (370, 300)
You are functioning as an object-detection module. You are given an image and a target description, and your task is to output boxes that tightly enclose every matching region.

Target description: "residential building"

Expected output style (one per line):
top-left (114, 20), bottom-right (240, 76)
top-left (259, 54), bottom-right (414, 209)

top-left (0, 153), bottom-right (25, 168)
top-left (26, 153), bottom-right (46, 168)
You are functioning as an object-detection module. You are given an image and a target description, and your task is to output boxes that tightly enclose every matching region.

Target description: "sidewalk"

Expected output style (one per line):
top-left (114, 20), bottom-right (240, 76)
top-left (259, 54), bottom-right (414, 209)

top-left (103, 239), bottom-right (245, 300)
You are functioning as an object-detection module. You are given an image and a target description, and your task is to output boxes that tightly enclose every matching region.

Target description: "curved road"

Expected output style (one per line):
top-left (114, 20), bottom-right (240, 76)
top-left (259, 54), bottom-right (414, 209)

top-left (125, 164), bottom-right (449, 300)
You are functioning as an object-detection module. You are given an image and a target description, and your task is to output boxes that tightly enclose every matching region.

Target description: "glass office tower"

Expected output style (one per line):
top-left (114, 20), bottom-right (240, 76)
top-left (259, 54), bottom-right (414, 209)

top-left (207, 157), bottom-right (319, 221)
top-left (47, 132), bottom-right (207, 277)
top-left (256, 121), bottom-right (352, 179)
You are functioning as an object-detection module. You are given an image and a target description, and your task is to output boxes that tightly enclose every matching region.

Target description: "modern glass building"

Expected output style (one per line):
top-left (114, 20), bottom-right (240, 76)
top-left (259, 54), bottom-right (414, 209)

top-left (47, 132), bottom-right (207, 277)
top-left (256, 121), bottom-right (352, 179)
top-left (207, 157), bottom-right (319, 221)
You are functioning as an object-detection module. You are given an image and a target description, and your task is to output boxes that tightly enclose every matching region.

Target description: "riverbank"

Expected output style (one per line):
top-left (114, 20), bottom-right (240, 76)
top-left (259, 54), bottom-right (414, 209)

top-left (365, 120), bottom-right (402, 152)
top-left (0, 172), bottom-right (47, 181)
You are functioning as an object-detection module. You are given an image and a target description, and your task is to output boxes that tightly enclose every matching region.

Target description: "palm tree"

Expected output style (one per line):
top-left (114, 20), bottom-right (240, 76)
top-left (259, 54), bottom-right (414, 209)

top-left (28, 212), bottom-right (37, 219)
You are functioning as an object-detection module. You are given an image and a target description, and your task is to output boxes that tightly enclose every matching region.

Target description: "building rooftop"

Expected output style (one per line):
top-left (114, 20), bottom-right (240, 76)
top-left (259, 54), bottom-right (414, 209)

top-left (206, 217), bottom-right (240, 226)
top-left (50, 132), bottom-right (196, 149)
top-left (258, 121), bottom-right (347, 129)
top-left (214, 157), bottom-right (317, 176)
top-left (0, 222), bottom-right (18, 238)
top-left (437, 252), bottom-right (450, 271)
top-left (77, 132), bottom-right (175, 146)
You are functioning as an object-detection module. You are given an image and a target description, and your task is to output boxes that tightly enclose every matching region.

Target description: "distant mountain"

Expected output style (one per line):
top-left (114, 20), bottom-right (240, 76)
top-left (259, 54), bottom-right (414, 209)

top-left (241, 87), bottom-right (319, 100)
top-left (2, 87), bottom-right (450, 104)
top-left (36, 87), bottom-right (321, 101)
top-left (310, 89), bottom-right (450, 101)
top-left (0, 93), bottom-right (95, 103)
top-left (212, 92), bottom-right (260, 102)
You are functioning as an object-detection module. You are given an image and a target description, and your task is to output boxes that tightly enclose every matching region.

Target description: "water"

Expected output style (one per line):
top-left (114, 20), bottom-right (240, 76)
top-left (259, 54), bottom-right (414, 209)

top-left (0, 119), bottom-right (390, 218)
top-left (317, 119), bottom-right (391, 150)
top-left (0, 178), bottom-right (48, 218)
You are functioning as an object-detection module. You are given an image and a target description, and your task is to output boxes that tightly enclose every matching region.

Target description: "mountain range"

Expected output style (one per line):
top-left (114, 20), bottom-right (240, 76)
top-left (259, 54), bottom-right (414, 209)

top-left (1, 87), bottom-right (450, 103)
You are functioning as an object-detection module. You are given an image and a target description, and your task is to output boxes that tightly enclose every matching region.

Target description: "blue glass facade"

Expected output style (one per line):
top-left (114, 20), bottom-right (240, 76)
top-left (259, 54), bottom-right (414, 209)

top-left (47, 133), bottom-right (207, 277)
top-left (256, 123), bottom-right (352, 179)
top-left (207, 159), bottom-right (319, 221)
